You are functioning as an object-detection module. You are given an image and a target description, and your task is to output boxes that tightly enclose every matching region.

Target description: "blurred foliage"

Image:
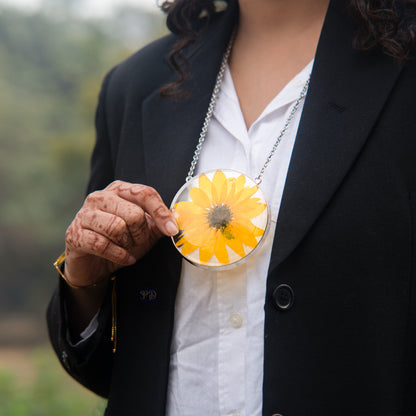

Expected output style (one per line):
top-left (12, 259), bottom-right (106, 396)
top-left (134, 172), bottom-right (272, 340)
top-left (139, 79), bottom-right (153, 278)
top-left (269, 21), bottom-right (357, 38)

top-left (0, 4), bottom-right (165, 318)
top-left (0, 347), bottom-right (106, 415)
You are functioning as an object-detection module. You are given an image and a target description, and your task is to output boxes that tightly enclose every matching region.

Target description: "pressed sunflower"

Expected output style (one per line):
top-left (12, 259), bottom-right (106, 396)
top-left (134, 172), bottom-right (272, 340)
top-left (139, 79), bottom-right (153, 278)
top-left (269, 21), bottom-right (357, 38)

top-left (172, 170), bottom-right (268, 268)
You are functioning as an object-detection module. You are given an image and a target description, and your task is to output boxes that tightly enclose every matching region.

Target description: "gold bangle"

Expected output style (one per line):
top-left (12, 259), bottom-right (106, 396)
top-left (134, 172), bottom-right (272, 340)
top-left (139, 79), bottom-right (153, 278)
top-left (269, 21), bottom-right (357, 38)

top-left (53, 252), bottom-right (98, 290)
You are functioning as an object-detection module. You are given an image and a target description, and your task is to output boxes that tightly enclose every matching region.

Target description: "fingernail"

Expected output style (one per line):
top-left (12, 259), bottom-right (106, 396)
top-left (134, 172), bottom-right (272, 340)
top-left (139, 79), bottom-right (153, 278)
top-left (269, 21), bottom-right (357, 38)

top-left (126, 255), bottom-right (136, 265)
top-left (165, 221), bottom-right (179, 236)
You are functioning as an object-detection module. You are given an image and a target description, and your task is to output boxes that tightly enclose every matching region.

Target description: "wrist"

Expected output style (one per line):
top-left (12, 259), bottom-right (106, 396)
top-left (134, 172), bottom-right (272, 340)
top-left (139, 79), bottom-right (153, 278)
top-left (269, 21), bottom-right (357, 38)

top-left (54, 253), bottom-right (110, 290)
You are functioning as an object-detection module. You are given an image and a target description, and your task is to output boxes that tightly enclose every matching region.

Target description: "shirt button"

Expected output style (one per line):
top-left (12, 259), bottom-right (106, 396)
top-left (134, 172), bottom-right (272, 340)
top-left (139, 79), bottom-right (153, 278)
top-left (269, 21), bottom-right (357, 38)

top-left (229, 312), bottom-right (243, 328)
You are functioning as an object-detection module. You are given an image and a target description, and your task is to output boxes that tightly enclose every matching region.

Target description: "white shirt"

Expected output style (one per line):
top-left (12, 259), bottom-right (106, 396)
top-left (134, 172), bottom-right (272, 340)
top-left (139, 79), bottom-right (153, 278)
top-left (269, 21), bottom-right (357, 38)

top-left (166, 60), bottom-right (313, 416)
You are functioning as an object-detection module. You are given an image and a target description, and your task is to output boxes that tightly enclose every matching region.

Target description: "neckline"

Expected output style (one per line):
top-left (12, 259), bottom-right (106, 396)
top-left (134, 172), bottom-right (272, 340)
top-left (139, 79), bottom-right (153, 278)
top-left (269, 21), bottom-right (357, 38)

top-left (216, 59), bottom-right (314, 135)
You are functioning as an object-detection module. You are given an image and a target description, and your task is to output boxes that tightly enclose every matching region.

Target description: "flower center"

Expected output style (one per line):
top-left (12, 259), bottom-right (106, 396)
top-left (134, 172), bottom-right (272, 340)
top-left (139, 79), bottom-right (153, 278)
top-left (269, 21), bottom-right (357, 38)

top-left (207, 204), bottom-right (233, 230)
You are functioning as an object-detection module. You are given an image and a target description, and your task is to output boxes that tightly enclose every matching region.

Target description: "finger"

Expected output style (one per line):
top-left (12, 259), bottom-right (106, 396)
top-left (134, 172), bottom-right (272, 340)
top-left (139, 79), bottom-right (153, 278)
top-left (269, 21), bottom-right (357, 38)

top-left (145, 212), bottom-right (164, 242)
top-left (79, 209), bottom-right (134, 249)
top-left (106, 181), bottom-right (179, 236)
top-left (67, 227), bottom-right (136, 266)
top-left (84, 193), bottom-right (158, 246)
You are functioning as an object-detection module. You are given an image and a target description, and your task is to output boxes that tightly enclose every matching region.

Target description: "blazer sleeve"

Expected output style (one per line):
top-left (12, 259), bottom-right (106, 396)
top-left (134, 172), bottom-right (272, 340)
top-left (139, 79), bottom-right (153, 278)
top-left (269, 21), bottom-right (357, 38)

top-left (46, 68), bottom-right (119, 398)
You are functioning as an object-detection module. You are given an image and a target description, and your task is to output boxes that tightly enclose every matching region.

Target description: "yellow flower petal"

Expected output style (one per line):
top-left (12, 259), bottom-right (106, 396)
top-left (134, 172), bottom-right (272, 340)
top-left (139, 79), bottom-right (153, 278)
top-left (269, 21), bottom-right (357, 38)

top-left (230, 221), bottom-right (260, 247)
top-left (233, 199), bottom-right (266, 218)
top-left (240, 185), bottom-right (259, 201)
top-left (223, 180), bottom-right (237, 206)
top-left (224, 233), bottom-right (246, 258)
top-left (175, 206), bottom-right (207, 232)
top-left (233, 217), bottom-right (265, 237)
top-left (181, 242), bottom-right (198, 256)
top-left (235, 174), bottom-right (246, 192)
top-left (185, 226), bottom-right (216, 248)
top-left (199, 245), bottom-right (214, 263)
top-left (174, 200), bottom-right (205, 216)
top-left (190, 187), bottom-right (212, 210)
top-left (233, 185), bottom-right (259, 203)
top-left (211, 170), bottom-right (227, 204)
top-left (198, 173), bottom-right (213, 201)
top-left (214, 235), bottom-right (229, 264)
top-left (219, 177), bottom-right (229, 202)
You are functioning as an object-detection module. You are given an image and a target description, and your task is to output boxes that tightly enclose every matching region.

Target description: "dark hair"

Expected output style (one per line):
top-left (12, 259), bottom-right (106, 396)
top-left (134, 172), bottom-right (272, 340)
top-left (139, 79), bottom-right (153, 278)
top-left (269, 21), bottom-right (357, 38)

top-left (349, 0), bottom-right (416, 59)
top-left (159, 0), bottom-right (416, 97)
top-left (159, 0), bottom-right (220, 97)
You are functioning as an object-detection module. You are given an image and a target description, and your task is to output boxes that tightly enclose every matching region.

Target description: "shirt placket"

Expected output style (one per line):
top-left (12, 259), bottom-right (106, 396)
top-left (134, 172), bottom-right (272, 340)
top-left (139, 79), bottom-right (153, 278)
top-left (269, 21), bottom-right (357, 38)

top-left (217, 266), bottom-right (247, 416)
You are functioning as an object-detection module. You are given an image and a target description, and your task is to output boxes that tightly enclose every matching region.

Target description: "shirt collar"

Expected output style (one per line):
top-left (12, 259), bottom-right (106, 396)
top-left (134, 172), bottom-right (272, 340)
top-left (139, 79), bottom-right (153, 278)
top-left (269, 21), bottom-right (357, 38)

top-left (213, 59), bottom-right (314, 141)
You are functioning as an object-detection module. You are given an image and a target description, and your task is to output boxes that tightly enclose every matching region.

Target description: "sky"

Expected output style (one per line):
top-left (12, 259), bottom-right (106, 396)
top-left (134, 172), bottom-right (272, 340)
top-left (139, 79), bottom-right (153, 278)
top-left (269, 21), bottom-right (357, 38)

top-left (0, 0), bottom-right (160, 16)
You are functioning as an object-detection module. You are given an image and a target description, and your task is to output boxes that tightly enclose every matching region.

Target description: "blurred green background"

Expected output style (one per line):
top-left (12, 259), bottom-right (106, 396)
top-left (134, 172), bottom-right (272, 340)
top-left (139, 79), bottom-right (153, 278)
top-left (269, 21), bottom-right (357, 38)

top-left (0, 0), bottom-right (165, 413)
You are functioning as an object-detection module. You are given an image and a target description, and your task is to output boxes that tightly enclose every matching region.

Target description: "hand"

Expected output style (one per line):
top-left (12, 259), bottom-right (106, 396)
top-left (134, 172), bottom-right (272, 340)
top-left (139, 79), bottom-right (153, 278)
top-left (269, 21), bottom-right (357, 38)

top-left (64, 180), bottom-right (178, 288)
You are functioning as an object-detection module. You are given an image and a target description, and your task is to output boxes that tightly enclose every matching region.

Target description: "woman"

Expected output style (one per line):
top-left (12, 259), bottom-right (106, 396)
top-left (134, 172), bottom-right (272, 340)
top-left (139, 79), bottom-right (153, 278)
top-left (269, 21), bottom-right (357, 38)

top-left (48, 0), bottom-right (416, 414)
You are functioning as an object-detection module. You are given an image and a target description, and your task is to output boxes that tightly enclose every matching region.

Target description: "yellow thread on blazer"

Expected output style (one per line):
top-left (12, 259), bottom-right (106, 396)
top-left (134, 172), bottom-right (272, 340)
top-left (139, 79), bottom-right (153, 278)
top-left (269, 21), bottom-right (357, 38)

top-left (111, 276), bottom-right (117, 354)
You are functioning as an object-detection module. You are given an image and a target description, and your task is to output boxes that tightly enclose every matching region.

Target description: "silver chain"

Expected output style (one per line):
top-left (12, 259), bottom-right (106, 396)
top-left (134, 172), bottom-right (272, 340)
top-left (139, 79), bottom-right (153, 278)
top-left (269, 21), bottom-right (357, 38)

top-left (254, 76), bottom-right (310, 184)
top-left (185, 36), bottom-right (310, 185)
top-left (185, 36), bottom-right (234, 182)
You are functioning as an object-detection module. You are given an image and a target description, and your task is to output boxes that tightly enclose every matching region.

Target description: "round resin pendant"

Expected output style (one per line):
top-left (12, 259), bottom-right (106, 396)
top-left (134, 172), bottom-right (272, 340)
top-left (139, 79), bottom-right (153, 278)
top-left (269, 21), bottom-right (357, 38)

top-left (171, 169), bottom-right (270, 269)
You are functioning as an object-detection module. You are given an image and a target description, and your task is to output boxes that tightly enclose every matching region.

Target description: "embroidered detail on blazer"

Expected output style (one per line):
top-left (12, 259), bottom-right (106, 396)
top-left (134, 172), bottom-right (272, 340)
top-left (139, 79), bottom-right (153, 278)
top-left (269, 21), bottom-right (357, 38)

top-left (139, 288), bottom-right (158, 303)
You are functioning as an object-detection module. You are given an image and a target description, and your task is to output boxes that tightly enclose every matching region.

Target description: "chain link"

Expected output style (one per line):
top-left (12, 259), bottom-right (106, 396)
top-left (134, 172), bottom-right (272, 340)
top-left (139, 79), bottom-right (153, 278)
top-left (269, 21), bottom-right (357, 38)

top-left (185, 33), bottom-right (310, 185)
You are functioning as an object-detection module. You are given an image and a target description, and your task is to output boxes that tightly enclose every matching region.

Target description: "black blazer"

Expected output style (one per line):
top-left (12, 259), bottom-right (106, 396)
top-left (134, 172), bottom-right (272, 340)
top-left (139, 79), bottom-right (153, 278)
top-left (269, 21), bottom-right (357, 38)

top-left (47, 0), bottom-right (416, 414)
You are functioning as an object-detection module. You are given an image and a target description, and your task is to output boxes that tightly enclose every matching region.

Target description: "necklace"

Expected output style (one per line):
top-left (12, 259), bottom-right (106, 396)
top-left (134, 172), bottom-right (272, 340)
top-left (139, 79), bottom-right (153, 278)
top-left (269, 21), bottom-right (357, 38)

top-left (170, 37), bottom-right (310, 270)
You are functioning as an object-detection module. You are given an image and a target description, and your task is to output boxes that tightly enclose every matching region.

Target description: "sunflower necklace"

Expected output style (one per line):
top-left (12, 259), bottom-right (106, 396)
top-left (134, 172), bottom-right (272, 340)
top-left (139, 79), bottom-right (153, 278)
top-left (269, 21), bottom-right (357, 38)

top-left (170, 37), bottom-right (311, 270)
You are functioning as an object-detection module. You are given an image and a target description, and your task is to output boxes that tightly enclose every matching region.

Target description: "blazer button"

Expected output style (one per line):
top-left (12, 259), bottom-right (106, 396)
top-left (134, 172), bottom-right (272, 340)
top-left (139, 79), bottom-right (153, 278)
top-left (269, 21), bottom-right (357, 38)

top-left (273, 284), bottom-right (294, 310)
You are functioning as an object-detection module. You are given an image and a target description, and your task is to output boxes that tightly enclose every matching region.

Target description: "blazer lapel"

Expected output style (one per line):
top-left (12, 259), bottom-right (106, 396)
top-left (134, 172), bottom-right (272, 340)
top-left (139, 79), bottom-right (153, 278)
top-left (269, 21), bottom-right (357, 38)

top-left (141, 3), bottom-right (238, 206)
top-left (268, 0), bottom-right (403, 273)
